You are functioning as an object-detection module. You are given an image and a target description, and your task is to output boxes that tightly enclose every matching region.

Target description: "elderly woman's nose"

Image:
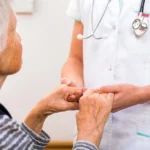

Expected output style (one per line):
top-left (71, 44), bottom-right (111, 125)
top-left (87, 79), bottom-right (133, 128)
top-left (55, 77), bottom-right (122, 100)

top-left (16, 33), bottom-right (21, 42)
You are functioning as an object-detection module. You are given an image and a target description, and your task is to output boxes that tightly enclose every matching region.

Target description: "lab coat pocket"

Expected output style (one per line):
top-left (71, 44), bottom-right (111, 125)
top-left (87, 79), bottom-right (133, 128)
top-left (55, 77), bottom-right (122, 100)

top-left (136, 124), bottom-right (150, 150)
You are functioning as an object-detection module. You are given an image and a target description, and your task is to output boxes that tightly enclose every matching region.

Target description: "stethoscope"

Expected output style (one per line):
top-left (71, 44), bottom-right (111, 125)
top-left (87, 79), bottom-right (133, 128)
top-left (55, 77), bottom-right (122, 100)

top-left (77, 0), bottom-right (149, 40)
top-left (77, 0), bottom-right (111, 40)
top-left (132, 0), bottom-right (149, 36)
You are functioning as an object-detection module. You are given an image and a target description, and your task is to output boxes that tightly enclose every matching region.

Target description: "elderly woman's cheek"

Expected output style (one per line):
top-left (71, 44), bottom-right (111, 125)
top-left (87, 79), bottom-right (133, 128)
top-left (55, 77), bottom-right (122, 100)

top-left (14, 41), bottom-right (23, 71)
top-left (7, 40), bottom-right (23, 73)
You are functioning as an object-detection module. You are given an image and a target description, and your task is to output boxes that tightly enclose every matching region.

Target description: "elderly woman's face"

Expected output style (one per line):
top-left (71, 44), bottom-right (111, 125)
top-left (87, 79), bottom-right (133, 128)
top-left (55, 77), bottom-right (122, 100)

top-left (0, 8), bottom-right (22, 75)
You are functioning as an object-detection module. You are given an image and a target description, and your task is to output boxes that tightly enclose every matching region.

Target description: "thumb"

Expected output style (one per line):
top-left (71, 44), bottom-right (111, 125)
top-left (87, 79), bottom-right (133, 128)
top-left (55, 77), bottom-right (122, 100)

top-left (61, 77), bottom-right (78, 87)
top-left (61, 77), bottom-right (71, 85)
top-left (107, 93), bottom-right (115, 105)
top-left (64, 86), bottom-right (83, 97)
top-left (66, 102), bottom-right (79, 111)
top-left (96, 85), bottom-right (121, 93)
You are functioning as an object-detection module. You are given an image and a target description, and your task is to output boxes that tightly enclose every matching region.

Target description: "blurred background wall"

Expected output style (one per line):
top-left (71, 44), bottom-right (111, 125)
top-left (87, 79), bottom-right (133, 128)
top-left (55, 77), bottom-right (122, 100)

top-left (0, 0), bottom-right (77, 141)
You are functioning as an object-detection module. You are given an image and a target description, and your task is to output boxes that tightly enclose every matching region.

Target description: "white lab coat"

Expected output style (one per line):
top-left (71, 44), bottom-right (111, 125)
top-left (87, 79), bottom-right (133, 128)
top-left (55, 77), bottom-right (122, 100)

top-left (67, 0), bottom-right (150, 149)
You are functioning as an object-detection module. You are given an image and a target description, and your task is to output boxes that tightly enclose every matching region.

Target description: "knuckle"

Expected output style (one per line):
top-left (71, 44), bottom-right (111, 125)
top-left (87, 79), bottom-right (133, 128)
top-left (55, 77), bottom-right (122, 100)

top-left (80, 96), bottom-right (91, 105)
top-left (89, 95), bottom-right (93, 99)
top-left (80, 96), bottom-right (87, 103)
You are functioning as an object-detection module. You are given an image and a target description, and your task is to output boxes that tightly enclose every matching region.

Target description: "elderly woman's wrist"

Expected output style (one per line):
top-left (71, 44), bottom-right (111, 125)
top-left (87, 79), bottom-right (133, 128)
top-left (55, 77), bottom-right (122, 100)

top-left (24, 107), bottom-right (48, 135)
top-left (35, 98), bottom-right (55, 116)
top-left (77, 129), bottom-right (102, 148)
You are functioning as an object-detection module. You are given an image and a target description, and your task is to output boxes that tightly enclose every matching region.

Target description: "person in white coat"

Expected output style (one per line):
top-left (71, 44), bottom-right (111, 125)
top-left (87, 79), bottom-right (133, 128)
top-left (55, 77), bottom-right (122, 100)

top-left (61, 0), bottom-right (150, 149)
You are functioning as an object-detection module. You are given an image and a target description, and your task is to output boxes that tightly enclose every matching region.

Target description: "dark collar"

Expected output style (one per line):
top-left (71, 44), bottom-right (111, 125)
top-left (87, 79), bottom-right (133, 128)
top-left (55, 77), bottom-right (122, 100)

top-left (0, 103), bottom-right (12, 118)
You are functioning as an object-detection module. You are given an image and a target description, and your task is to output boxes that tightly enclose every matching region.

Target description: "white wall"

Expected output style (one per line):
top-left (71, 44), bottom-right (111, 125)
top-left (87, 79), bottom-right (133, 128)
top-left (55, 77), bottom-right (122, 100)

top-left (0, 0), bottom-right (77, 141)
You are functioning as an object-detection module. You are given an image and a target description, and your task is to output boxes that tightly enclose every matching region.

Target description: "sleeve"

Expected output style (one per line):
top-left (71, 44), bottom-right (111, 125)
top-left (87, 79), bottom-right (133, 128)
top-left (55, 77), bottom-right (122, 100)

top-left (73, 141), bottom-right (99, 150)
top-left (21, 122), bottom-right (50, 150)
top-left (0, 115), bottom-right (50, 150)
top-left (67, 0), bottom-right (81, 21)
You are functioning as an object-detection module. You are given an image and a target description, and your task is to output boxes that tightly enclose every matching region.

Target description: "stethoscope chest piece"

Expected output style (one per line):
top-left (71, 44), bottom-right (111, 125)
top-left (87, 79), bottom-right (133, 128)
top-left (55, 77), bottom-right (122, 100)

top-left (132, 0), bottom-right (149, 36)
top-left (132, 16), bottom-right (149, 36)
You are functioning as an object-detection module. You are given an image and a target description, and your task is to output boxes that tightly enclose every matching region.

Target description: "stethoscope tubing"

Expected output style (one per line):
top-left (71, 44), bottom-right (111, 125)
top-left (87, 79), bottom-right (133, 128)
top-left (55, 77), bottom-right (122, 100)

top-left (80, 0), bottom-right (148, 40)
top-left (132, 0), bottom-right (149, 32)
top-left (91, 0), bottom-right (111, 38)
top-left (140, 0), bottom-right (145, 13)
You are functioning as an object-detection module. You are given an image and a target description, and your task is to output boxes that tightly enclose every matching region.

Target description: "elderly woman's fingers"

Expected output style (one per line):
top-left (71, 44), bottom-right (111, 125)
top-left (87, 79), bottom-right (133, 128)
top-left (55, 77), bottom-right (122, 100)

top-left (61, 85), bottom-right (84, 99)
top-left (79, 95), bottom-right (92, 114)
top-left (100, 93), bottom-right (107, 98)
top-left (106, 93), bottom-right (115, 103)
top-left (67, 88), bottom-right (87, 103)
top-left (67, 95), bottom-right (80, 102)
top-left (66, 102), bottom-right (79, 110)
top-left (68, 89), bottom-right (91, 103)
top-left (79, 92), bottom-right (99, 116)
top-left (82, 89), bottom-right (95, 97)
top-left (98, 93), bottom-right (114, 111)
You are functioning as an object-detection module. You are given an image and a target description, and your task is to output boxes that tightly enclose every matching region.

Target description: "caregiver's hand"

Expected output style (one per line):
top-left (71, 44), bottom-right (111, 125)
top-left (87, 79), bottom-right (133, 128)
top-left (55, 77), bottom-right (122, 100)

top-left (61, 77), bottom-right (80, 87)
top-left (97, 84), bottom-right (142, 112)
top-left (76, 90), bottom-right (114, 148)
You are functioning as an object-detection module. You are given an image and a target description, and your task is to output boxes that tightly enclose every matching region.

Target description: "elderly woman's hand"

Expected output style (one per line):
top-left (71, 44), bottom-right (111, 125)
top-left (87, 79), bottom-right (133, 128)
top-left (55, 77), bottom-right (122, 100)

top-left (76, 90), bottom-right (114, 148)
top-left (25, 85), bottom-right (83, 134)
top-left (36, 84), bottom-right (84, 115)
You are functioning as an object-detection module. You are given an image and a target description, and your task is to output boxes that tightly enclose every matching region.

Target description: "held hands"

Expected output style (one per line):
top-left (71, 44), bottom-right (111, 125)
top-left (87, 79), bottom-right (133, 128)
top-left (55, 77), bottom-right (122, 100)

top-left (61, 77), bottom-right (85, 102)
top-left (61, 78), bottom-right (141, 112)
top-left (36, 84), bottom-right (84, 116)
top-left (25, 84), bottom-right (84, 135)
top-left (54, 78), bottom-right (141, 118)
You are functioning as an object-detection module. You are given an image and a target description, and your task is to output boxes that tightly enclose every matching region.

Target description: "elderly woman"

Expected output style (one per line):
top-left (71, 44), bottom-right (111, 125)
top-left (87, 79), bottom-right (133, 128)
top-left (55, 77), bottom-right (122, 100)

top-left (0, 0), bottom-right (114, 150)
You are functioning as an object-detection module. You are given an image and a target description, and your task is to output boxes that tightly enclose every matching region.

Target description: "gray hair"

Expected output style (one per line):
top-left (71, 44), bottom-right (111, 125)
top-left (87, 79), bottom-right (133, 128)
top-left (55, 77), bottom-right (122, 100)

top-left (0, 0), bottom-right (10, 52)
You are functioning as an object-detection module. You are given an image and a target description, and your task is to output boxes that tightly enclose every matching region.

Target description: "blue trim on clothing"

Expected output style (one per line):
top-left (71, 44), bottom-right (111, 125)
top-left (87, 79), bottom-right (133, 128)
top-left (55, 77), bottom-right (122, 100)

top-left (137, 132), bottom-right (150, 138)
top-left (134, 10), bottom-right (150, 15)
top-left (119, 0), bottom-right (123, 9)
top-left (72, 17), bottom-right (81, 22)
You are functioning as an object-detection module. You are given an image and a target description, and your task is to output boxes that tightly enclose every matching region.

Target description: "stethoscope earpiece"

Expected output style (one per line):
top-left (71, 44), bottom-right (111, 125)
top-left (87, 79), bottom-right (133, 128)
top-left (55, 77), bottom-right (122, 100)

top-left (77, 34), bottom-right (84, 40)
